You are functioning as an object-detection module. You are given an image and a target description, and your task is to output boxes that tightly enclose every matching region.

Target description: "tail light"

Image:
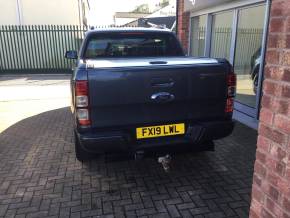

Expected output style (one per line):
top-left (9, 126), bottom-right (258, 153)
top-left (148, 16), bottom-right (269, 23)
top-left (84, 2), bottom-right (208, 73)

top-left (225, 98), bottom-right (234, 113)
top-left (225, 73), bottom-right (236, 113)
top-left (75, 80), bottom-right (91, 126)
top-left (227, 74), bottom-right (236, 97)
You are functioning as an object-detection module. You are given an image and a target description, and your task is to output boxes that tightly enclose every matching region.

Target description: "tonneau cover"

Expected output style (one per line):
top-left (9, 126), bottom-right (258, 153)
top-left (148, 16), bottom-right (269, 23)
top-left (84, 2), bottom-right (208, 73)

top-left (82, 57), bottom-right (219, 69)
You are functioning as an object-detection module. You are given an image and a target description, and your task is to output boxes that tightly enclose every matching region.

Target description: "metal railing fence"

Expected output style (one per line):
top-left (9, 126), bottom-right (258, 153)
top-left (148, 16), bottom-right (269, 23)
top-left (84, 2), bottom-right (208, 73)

top-left (191, 27), bottom-right (263, 74)
top-left (0, 25), bottom-right (89, 73)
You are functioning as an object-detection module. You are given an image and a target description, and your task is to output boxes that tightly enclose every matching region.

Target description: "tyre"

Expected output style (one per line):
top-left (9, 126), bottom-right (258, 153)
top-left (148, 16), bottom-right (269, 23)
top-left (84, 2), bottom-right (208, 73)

top-left (74, 131), bottom-right (95, 162)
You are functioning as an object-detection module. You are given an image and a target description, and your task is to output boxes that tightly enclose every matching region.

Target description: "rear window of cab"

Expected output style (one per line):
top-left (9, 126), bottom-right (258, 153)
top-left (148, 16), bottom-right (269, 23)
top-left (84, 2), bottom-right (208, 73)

top-left (82, 32), bottom-right (184, 59)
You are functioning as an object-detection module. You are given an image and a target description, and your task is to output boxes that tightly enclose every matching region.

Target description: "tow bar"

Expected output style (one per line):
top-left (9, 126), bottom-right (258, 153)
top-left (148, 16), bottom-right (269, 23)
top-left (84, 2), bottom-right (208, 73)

top-left (158, 154), bottom-right (172, 172)
top-left (134, 151), bottom-right (172, 173)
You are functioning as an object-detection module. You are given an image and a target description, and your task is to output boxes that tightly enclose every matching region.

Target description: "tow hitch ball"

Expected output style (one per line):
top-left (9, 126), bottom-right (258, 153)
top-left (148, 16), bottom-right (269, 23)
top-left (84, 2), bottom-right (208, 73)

top-left (158, 154), bottom-right (172, 172)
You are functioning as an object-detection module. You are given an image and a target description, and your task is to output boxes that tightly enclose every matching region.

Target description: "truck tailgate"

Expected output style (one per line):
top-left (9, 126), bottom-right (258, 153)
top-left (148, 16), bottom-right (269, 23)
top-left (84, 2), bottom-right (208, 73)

top-left (87, 58), bottom-right (228, 128)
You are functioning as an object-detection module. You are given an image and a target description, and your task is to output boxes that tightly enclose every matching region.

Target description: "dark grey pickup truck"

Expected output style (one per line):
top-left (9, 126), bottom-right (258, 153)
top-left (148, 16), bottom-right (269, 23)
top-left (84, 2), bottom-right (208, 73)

top-left (65, 28), bottom-right (236, 161)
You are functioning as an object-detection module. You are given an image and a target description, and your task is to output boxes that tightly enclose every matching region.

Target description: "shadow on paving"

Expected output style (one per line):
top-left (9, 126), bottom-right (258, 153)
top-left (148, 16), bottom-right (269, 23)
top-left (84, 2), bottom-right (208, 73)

top-left (0, 75), bottom-right (71, 86)
top-left (0, 74), bottom-right (71, 81)
top-left (0, 107), bottom-right (257, 218)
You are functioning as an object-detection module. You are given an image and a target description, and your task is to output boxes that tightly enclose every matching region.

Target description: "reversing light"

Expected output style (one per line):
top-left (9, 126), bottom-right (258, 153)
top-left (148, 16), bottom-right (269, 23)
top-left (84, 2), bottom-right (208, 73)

top-left (76, 96), bottom-right (88, 107)
top-left (228, 86), bottom-right (236, 97)
top-left (77, 109), bottom-right (91, 126)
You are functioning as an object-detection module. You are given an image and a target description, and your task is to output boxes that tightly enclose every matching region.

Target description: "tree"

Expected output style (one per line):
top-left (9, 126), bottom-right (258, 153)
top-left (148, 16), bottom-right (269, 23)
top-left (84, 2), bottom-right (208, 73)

top-left (132, 4), bottom-right (150, 13)
top-left (160, 0), bottom-right (170, 8)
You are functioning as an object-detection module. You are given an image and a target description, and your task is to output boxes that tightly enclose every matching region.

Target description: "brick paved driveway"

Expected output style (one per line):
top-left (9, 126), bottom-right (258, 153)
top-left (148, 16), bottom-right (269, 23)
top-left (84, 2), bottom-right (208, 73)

top-left (0, 76), bottom-right (257, 218)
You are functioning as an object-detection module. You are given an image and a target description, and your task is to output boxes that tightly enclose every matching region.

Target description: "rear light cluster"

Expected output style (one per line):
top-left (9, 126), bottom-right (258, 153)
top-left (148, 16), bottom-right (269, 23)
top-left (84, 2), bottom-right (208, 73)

top-left (75, 80), bottom-right (91, 126)
top-left (225, 73), bottom-right (236, 113)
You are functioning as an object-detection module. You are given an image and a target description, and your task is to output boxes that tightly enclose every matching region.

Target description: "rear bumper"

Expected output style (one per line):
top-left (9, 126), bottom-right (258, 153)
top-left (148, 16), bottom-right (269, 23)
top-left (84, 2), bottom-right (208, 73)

top-left (76, 120), bottom-right (234, 154)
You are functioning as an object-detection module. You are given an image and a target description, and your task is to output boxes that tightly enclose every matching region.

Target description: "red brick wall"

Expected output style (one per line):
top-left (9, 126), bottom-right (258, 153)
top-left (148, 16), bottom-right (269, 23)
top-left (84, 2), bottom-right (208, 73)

top-left (177, 0), bottom-right (190, 53)
top-left (250, 1), bottom-right (290, 218)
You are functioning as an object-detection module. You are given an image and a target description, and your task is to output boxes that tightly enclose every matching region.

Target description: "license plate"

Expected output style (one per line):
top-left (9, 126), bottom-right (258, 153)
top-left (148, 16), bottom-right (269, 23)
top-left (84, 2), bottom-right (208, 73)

top-left (136, 123), bottom-right (185, 139)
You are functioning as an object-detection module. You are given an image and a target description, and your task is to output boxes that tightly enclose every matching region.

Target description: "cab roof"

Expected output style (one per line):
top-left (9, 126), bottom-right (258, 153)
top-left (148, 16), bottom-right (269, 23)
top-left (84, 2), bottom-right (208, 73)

top-left (86, 27), bottom-right (172, 34)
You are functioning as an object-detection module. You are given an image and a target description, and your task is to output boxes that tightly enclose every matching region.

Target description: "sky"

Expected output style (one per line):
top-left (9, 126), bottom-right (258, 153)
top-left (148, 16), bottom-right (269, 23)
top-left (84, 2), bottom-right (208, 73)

top-left (88, 0), bottom-right (163, 25)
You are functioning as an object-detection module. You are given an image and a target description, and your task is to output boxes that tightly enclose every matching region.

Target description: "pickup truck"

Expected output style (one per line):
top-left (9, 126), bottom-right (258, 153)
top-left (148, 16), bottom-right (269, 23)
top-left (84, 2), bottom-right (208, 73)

top-left (65, 28), bottom-right (236, 161)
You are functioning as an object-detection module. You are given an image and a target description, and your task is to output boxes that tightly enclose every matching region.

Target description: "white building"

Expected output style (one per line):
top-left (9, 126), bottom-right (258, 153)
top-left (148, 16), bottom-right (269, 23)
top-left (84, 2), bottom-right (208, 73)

top-left (146, 0), bottom-right (176, 18)
top-left (114, 12), bottom-right (150, 26)
top-left (115, 0), bottom-right (176, 27)
top-left (0, 0), bottom-right (90, 25)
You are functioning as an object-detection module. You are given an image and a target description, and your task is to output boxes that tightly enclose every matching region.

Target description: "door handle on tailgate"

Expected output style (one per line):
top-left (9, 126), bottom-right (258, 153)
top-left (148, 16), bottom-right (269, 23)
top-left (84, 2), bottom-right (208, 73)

top-left (151, 81), bottom-right (175, 88)
top-left (151, 78), bottom-right (174, 87)
top-left (151, 92), bottom-right (175, 103)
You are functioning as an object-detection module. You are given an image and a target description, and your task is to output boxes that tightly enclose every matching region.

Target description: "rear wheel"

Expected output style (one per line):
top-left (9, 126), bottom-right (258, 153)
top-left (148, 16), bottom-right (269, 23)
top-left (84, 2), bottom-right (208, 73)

top-left (74, 131), bottom-right (95, 162)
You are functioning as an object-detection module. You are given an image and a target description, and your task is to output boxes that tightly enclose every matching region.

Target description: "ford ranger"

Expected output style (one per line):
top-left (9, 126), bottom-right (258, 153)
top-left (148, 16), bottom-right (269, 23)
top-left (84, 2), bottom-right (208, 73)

top-left (65, 28), bottom-right (236, 161)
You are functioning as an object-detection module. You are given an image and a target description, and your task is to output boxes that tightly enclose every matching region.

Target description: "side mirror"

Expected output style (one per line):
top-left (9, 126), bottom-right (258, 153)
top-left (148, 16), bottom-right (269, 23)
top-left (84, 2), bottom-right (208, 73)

top-left (65, 50), bottom-right (78, 59)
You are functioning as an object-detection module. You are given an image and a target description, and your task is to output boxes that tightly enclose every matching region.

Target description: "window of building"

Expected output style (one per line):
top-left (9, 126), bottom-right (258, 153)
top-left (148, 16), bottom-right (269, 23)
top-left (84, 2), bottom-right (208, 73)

top-left (190, 15), bottom-right (207, 57)
top-left (234, 5), bottom-right (266, 109)
top-left (210, 11), bottom-right (233, 60)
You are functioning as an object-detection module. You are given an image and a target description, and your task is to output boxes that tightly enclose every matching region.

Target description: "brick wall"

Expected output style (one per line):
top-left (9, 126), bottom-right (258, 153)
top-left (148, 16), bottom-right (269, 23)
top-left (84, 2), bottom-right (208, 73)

top-left (250, 0), bottom-right (290, 218)
top-left (177, 0), bottom-right (190, 53)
